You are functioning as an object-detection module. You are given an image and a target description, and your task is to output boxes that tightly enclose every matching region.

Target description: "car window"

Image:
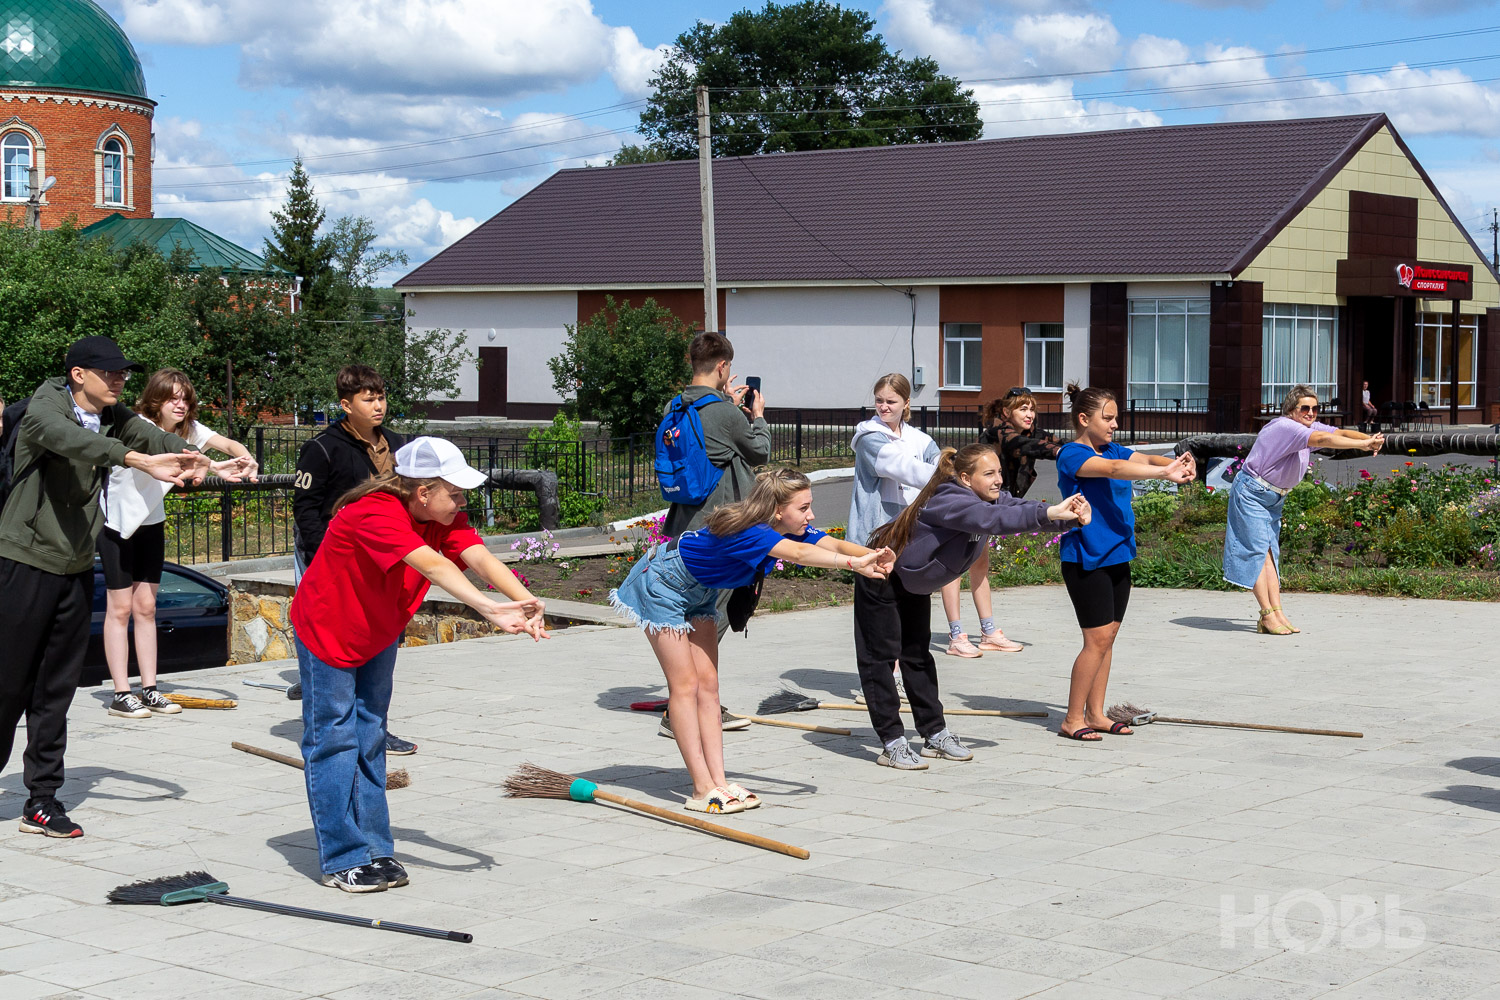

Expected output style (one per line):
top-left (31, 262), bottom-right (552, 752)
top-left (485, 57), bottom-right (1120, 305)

top-left (158, 569), bottom-right (225, 610)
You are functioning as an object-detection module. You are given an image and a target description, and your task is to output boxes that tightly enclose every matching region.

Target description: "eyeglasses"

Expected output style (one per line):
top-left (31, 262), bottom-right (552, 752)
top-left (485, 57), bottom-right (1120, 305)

top-left (1297, 404), bottom-right (1321, 414)
top-left (89, 369), bottom-right (130, 383)
top-left (1005, 386), bottom-right (1030, 398)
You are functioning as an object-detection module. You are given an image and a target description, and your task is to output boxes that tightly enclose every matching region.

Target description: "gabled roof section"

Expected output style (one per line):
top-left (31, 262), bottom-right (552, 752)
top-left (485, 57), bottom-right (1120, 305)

top-left (397, 113), bottom-right (1388, 289)
top-left (81, 214), bottom-right (288, 274)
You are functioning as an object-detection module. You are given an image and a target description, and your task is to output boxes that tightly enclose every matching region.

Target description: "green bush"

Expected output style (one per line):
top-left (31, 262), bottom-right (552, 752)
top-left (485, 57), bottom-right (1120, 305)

top-left (547, 296), bottom-right (694, 436)
top-left (515, 414), bottom-right (607, 529)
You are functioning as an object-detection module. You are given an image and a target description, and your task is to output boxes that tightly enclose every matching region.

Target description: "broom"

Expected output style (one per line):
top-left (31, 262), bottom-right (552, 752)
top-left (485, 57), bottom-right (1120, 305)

top-left (757, 690), bottom-right (1047, 719)
top-left (504, 763), bottom-right (810, 860)
top-left (108, 871), bottom-right (471, 942)
top-left (164, 694), bottom-right (237, 709)
top-left (629, 699), bottom-right (851, 736)
top-left (232, 741), bottom-right (412, 789)
top-left (1106, 702), bottom-right (1363, 739)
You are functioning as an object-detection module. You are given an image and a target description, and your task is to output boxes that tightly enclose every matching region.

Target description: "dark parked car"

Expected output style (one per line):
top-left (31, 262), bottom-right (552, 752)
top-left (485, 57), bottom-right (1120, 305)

top-left (82, 560), bottom-right (230, 686)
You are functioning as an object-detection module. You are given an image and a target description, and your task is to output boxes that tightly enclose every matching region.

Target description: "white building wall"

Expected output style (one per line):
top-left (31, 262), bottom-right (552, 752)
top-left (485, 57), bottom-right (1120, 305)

top-left (1061, 283), bottom-right (1091, 390)
top-left (404, 290), bottom-right (576, 404)
top-left (722, 285), bottom-right (942, 408)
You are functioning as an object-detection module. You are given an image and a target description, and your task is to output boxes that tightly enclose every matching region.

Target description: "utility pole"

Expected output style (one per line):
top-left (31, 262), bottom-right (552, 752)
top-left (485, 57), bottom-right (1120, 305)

top-left (1491, 208), bottom-right (1497, 271)
top-left (696, 85), bottom-right (718, 334)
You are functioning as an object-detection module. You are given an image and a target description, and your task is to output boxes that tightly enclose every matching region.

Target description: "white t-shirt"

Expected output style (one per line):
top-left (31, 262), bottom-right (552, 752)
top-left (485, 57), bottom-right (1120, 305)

top-left (104, 418), bottom-right (215, 536)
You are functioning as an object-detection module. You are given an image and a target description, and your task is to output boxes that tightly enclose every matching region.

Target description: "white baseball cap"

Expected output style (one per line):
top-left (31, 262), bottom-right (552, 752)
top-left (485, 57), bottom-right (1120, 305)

top-left (395, 437), bottom-right (488, 490)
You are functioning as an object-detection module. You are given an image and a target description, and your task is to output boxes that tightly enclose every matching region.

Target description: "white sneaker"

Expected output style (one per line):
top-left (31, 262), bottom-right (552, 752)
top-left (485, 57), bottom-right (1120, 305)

top-left (876, 739), bottom-right (929, 770)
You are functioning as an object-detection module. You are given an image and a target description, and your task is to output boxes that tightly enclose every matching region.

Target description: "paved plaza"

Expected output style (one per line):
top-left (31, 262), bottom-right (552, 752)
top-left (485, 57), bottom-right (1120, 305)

top-left (2, 586), bottom-right (1499, 999)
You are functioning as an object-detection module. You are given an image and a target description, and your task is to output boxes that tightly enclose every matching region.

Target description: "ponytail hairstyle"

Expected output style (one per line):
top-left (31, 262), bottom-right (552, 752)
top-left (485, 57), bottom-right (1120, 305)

top-left (872, 373), bottom-right (913, 423)
top-left (332, 470), bottom-right (446, 516)
top-left (705, 467), bottom-right (812, 537)
top-left (1065, 381), bottom-right (1116, 432)
top-left (870, 444), bottom-right (993, 555)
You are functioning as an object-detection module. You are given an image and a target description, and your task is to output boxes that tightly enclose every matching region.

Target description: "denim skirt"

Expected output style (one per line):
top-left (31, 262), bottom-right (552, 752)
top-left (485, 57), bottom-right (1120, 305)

top-left (1223, 474), bottom-right (1285, 589)
top-left (609, 543), bottom-right (721, 634)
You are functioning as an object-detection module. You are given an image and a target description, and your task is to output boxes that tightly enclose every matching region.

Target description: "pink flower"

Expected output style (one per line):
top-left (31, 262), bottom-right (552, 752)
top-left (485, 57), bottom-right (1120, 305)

top-left (1359, 470), bottom-right (1371, 479)
top-left (1354, 521), bottom-right (1363, 528)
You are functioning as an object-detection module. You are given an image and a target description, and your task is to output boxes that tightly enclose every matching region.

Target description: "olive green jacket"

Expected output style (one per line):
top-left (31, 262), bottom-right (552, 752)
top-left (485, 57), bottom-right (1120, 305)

top-left (0, 378), bottom-right (193, 575)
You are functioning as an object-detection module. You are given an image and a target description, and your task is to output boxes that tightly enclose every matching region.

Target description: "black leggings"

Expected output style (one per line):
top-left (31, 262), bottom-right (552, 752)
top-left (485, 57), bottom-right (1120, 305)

top-left (1060, 561), bottom-right (1132, 629)
top-left (852, 572), bottom-right (946, 745)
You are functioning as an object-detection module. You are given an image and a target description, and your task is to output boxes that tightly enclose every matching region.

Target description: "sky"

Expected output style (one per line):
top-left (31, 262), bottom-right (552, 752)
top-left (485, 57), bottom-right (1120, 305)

top-left (103, 0), bottom-right (1500, 283)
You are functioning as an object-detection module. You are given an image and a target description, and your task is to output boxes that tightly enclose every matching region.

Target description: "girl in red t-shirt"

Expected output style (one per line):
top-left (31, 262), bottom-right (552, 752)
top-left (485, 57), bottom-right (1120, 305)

top-left (289, 437), bottom-right (545, 893)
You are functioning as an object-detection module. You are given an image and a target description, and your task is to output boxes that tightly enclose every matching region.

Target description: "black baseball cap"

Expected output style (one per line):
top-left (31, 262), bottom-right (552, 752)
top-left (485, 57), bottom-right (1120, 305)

top-left (63, 336), bottom-right (143, 374)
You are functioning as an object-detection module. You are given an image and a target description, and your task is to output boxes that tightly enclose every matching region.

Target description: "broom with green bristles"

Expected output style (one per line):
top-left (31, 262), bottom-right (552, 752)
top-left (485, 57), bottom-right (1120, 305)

top-left (107, 871), bottom-right (472, 942)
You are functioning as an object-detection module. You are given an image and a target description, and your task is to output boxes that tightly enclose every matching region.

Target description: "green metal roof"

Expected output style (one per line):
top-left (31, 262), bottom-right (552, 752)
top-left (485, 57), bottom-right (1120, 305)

top-left (81, 214), bottom-right (290, 274)
top-left (2, 0), bottom-right (148, 101)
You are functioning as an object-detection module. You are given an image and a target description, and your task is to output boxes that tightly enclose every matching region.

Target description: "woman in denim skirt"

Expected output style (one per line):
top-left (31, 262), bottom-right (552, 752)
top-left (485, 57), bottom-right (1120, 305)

top-left (613, 468), bottom-right (893, 815)
top-left (1224, 385), bottom-right (1383, 635)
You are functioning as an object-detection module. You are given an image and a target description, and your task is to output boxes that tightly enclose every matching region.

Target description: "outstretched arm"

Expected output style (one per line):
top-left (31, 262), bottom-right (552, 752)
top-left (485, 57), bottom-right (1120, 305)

top-left (403, 546), bottom-right (546, 639)
top-left (460, 544), bottom-right (548, 639)
top-left (770, 538), bottom-right (893, 578)
top-left (1309, 428), bottom-right (1383, 453)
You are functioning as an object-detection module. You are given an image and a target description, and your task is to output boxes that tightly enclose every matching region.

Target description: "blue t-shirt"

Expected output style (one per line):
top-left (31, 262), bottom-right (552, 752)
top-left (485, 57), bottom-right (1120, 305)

top-left (677, 523), bottom-right (828, 589)
top-left (1056, 441), bottom-right (1136, 569)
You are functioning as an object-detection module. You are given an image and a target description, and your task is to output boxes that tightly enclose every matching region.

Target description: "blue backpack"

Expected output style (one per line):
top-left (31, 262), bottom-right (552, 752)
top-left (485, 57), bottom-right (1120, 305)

top-left (655, 394), bottom-right (725, 505)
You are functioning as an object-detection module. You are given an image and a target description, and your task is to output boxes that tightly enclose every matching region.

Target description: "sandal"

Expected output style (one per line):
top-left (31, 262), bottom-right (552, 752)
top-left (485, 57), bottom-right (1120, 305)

top-left (1257, 608), bottom-right (1293, 636)
top-left (1100, 720), bottom-right (1133, 735)
top-left (1270, 607), bottom-right (1301, 633)
top-left (685, 787), bottom-right (746, 814)
top-left (724, 783), bottom-right (761, 809)
top-left (976, 631), bottom-right (1024, 652)
top-left (1058, 726), bottom-right (1103, 742)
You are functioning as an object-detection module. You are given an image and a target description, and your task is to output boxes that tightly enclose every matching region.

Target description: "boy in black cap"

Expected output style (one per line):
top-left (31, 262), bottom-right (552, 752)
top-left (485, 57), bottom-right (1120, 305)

top-left (0, 337), bottom-right (228, 838)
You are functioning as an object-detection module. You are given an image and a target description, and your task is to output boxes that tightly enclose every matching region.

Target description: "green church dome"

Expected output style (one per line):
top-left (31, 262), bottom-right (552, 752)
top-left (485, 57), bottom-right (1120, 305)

top-left (1, 0), bottom-right (148, 101)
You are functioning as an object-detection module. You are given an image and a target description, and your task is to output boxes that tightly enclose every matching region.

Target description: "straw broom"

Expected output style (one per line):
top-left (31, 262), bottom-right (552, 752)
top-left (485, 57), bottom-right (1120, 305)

top-left (232, 741), bottom-right (411, 789)
top-left (164, 694), bottom-right (237, 709)
top-left (757, 690), bottom-right (1047, 719)
top-left (1107, 702), bottom-right (1362, 739)
top-left (504, 763), bottom-right (809, 860)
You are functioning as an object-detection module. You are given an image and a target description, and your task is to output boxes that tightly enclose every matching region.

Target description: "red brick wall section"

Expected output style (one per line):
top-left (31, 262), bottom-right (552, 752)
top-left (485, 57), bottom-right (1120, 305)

top-left (576, 288), bottom-right (727, 333)
top-left (1209, 280), bottom-right (1264, 432)
top-left (1089, 282), bottom-right (1129, 401)
top-left (937, 284), bottom-right (1064, 407)
top-left (0, 90), bottom-right (153, 228)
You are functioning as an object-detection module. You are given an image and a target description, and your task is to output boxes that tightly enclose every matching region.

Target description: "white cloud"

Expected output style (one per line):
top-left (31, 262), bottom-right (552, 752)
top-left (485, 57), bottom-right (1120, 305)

top-left (971, 80), bottom-right (1161, 136)
top-left (120, 0), bottom-right (664, 102)
top-left (1011, 14), bottom-right (1120, 76)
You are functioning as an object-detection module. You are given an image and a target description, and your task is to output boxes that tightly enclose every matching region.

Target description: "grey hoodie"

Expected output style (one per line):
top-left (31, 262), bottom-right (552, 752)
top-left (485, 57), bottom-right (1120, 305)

top-left (846, 417), bottom-right (939, 546)
top-left (893, 480), bottom-right (1068, 594)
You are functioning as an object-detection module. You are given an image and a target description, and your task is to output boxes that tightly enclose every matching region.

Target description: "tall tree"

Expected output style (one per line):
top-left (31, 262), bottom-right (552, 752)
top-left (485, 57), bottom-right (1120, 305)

top-left (262, 157), bottom-right (333, 313)
top-left (636, 0), bottom-right (982, 160)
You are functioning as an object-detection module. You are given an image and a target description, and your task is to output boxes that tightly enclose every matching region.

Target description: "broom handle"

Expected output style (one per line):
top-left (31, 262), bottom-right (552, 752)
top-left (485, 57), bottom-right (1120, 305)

top-left (1156, 717), bottom-right (1363, 738)
top-left (592, 790), bottom-right (810, 860)
top-left (204, 893), bottom-right (471, 942)
top-left (817, 702), bottom-right (1046, 718)
top-left (729, 713), bottom-right (851, 736)
top-left (232, 741), bottom-right (304, 769)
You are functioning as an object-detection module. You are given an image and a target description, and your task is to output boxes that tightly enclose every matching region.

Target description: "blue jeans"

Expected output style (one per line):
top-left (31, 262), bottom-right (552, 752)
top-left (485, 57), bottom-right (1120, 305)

top-left (296, 637), bottom-right (397, 874)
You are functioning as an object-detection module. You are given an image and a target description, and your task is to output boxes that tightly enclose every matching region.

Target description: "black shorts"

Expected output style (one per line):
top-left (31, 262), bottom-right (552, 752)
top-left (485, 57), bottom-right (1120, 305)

top-left (97, 523), bottom-right (167, 589)
top-left (1060, 560), bottom-right (1131, 629)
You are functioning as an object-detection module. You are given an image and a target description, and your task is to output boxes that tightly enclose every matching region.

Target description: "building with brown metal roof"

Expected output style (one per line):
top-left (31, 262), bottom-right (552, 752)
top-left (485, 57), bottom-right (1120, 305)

top-left (398, 112), bottom-right (1500, 430)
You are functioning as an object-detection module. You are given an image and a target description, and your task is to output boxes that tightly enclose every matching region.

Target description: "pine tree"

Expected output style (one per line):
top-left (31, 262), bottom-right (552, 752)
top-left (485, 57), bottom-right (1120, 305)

top-left (263, 157), bottom-right (332, 312)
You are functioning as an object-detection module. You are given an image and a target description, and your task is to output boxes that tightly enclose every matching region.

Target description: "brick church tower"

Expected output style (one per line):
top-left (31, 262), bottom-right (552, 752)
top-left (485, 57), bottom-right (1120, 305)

top-left (1, 0), bottom-right (154, 228)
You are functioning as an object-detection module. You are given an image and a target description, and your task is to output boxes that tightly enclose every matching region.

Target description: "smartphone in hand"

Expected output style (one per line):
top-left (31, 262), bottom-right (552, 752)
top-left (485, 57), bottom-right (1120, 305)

top-left (743, 376), bottom-right (761, 408)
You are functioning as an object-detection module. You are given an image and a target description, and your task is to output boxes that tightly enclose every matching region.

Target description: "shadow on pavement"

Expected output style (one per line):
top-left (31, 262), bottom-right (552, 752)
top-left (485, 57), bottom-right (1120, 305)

top-left (268, 826), bottom-right (498, 881)
top-left (946, 692), bottom-right (1058, 729)
top-left (594, 684), bottom-right (667, 713)
top-left (779, 667), bottom-right (861, 701)
top-left (0, 764), bottom-right (185, 809)
top-left (1170, 616), bottom-right (1256, 633)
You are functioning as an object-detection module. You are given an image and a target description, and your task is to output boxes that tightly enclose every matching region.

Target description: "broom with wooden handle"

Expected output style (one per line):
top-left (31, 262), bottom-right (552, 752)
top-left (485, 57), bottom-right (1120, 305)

top-left (504, 763), bottom-right (810, 860)
top-left (1107, 703), bottom-right (1362, 739)
top-left (232, 741), bottom-right (412, 789)
top-left (629, 700), bottom-right (850, 735)
top-left (164, 694), bottom-right (237, 709)
top-left (757, 691), bottom-right (1046, 719)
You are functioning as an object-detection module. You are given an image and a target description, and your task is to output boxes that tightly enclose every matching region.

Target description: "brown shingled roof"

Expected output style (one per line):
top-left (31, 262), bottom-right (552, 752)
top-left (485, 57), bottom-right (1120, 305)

top-left (397, 113), bottom-right (1391, 288)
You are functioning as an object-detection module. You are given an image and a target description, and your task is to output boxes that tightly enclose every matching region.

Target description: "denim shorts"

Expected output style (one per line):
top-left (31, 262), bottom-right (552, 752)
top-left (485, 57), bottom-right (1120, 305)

top-left (609, 544), bottom-right (720, 634)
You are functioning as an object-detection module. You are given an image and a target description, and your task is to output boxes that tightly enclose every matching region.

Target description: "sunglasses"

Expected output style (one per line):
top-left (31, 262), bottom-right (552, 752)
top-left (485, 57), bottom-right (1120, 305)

top-left (1005, 386), bottom-right (1031, 398)
top-left (1297, 404), bottom-right (1321, 414)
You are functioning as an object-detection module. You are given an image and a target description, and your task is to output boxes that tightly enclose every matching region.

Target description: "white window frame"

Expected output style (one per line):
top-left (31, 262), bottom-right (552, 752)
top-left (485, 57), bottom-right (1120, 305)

top-left (101, 138), bottom-right (124, 206)
top-left (1261, 303), bottom-right (1338, 407)
top-left (93, 125), bottom-right (134, 210)
top-left (1414, 311), bottom-right (1478, 408)
top-left (1127, 297), bottom-right (1210, 407)
top-left (2, 131), bottom-right (31, 201)
top-left (1024, 322), bottom-right (1064, 392)
top-left (942, 322), bottom-right (982, 390)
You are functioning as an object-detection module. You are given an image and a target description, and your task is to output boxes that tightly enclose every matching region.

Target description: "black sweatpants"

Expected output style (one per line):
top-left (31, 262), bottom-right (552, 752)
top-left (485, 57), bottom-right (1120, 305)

top-left (852, 571), bottom-right (946, 745)
top-left (0, 558), bottom-right (93, 803)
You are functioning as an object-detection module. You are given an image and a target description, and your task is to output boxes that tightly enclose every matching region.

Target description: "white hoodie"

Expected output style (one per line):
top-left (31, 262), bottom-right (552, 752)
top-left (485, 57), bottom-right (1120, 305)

top-left (846, 417), bottom-right (940, 546)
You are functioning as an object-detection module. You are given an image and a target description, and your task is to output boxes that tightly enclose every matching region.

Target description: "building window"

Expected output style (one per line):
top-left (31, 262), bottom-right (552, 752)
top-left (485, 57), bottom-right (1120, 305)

top-left (1024, 323), bottom-right (1064, 391)
top-left (2, 132), bottom-right (30, 201)
top-left (1128, 297), bottom-right (1209, 404)
top-left (1415, 311), bottom-right (1477, 407)
top-left (1262, 303), bottom-right (1337, 407)
top-left (101, 138), bottom-right (124, 205)
top-left (943, 322), bottom-right (982, 389)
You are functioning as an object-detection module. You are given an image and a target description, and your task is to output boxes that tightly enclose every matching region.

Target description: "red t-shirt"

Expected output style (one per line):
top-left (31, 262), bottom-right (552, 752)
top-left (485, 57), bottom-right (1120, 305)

top-left (290, 492), bottom-right (484, 668)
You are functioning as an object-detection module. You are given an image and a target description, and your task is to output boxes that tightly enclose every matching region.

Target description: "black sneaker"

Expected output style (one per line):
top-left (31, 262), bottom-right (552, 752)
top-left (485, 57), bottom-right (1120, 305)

top-left (320, 865), bottom-right (387, 892)
top-left (138, 688), bottom-right (182, 715)
top-left (19, 798), bottom-right (83, 838)
top-left (107, 691), bottom-right (151, 719)
top-left (720, 707), bottom-right (751, 731)
top-left (371, 857), bottom-right (409, 887)
top-left (384, 733), bottom-right (417, 756)
top-left (286, 682), bottom-right (302, 700)
top-left (658, 712), bottom-right (674, 738)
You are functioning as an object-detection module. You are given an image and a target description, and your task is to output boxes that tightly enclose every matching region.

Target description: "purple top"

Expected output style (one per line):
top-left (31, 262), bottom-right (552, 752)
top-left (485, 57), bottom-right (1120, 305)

top-left (1243, 417), bottom-right (1338, 490)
